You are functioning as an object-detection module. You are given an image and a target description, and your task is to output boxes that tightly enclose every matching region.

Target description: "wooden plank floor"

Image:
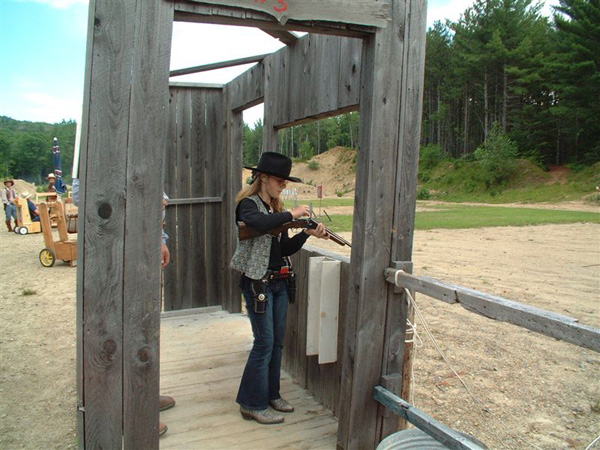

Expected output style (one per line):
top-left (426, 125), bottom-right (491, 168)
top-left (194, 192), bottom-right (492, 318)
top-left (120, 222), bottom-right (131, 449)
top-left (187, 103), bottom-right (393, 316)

top-left (159, 308), bottom-right (338, 449)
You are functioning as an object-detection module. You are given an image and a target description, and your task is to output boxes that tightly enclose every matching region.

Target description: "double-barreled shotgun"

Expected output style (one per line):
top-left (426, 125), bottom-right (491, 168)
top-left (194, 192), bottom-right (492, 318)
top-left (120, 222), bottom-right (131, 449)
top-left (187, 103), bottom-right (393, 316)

top-left (238, 217), bottom-right (351, 247)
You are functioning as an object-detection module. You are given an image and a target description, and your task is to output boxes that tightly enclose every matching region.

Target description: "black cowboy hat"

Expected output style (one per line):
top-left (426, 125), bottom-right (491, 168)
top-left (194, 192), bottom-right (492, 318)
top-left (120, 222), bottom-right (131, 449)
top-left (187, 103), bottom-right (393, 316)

top-left (245, 152), bottom-right (302, 183)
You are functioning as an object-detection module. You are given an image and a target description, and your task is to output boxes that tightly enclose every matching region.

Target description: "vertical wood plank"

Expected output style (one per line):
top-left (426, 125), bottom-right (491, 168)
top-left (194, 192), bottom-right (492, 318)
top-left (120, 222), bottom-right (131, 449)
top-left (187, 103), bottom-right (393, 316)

top-left (164, 88), bottom-right (179, 311)
top-left (191, 89), bottom-right (208, 307)
top-left (80, 1), bottom-right (135, 447)
top-left (312, 35), bottom-right (341, 116)
top-left (122, 2), bottom-right (173, 448)
top-left (382, 0), bottom-right (427, 440)
top-left (337, 1), bottom-right (427, 448)
top-left (176, 89), bottom-right (193, 309)
top-left (295, 248), bottom-right (310, 388)
top-left (205, 90), bottom-right (226, 306)
top-left (263, 50), bottom-right (283, 152)
top-left (76, 1), bottom-right (95, 445)
top-left (332, 257), bottom-right (350, 418)
top-left (225, 104), bottom-right (243, 313)
top-left (337, 37), bottom-right (363, 108)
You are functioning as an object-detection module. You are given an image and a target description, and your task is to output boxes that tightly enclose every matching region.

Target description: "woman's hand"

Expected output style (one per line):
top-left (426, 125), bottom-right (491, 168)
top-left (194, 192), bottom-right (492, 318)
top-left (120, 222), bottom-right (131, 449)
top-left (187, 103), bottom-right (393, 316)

top-left (305, 222), bottom-right (330, 240)
top-left (291, 204), bottom-right (311, 219)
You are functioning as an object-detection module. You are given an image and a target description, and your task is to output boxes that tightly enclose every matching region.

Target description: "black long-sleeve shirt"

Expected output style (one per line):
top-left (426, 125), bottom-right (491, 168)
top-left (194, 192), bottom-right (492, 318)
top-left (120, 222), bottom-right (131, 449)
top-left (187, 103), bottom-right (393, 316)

top-left (236, 197), bottom-right (309, 270)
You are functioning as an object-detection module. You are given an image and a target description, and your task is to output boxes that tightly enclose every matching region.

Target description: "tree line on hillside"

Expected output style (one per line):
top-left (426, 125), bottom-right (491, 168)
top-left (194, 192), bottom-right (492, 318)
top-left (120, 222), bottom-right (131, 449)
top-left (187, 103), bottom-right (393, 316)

top-left (242, 112), bottom-right (360, 167)
top-left (243, 0), bottom-right (598, 169)
top-left (0, 116), bottom-right (76, 186)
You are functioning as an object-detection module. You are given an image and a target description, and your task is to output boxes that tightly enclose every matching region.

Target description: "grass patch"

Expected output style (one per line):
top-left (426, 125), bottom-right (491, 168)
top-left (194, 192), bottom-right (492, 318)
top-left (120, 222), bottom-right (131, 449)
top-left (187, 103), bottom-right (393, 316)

top-left (317, 206), bottom-right (600, 232)
top-left (428, 183), bottom-right (597, 203)
top-left (415, 206), bottom-right (600, 230)
top-left (22, 289), bottom-right (37, 296)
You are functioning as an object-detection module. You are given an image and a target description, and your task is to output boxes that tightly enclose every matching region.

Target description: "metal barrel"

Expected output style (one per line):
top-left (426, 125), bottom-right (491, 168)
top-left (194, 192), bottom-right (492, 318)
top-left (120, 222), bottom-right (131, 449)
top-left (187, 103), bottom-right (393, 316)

top-left (376, 429), bottom-right (487, 450)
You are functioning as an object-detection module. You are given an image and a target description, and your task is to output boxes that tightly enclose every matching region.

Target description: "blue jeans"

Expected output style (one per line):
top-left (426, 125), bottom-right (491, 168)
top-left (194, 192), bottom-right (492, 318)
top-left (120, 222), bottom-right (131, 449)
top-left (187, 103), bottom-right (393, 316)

top-left (4, 204), bottom-right (17, 221)
top-left (236, 277), bottom-right (289, 411)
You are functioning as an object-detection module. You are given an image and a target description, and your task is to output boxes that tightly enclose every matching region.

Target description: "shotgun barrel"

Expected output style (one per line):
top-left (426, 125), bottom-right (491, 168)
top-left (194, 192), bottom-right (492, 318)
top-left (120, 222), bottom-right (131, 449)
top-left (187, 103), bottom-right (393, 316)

top-left (238, 218), bottom-right (351, 247)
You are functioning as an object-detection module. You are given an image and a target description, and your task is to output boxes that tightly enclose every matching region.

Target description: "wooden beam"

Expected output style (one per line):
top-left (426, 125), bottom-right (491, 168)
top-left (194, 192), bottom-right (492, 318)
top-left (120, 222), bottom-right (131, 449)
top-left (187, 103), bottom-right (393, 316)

top-left (169, 81), bottom-right (224, 89)
top-left (384, 269), bottom-right (600, 353)
top-left (174, 4), bottom-right (374, 39)
top-left (171, 0), bottom-right (390, 28)
top-left (166, 196), bottom-right (223, 205)
top-left (260, 28), bottom-right (299, 45)
top-left (374, 387), bottom-right (486, 450)
top-left (170, 53), bottom-right (270, 77)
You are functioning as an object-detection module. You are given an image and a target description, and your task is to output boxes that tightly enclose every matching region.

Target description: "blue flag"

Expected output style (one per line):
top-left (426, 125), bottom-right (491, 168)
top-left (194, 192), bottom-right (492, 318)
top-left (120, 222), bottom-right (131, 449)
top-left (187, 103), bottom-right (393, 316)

top-left (52, 137), bottom-right (67, 195)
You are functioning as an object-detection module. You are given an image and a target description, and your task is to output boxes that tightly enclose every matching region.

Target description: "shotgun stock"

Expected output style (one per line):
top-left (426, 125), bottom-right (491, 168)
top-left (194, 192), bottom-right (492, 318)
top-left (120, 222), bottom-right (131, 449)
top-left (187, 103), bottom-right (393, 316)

top-left (238, 218), bottom-right (351, 247)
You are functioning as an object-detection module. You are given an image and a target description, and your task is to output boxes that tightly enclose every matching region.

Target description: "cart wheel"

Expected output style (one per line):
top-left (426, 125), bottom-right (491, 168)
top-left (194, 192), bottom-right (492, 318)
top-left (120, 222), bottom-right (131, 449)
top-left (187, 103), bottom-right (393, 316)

top-left (39, 248), bottom-right (56, 267)
top-left (19, 227), bottom-right (28, 235)
top-left (14, 227), bottom-right (20, 234)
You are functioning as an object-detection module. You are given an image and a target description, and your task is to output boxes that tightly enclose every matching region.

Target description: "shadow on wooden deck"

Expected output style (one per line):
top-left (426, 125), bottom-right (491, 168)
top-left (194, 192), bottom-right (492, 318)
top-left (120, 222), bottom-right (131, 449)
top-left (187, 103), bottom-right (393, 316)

top-left (159, 308), bottom-right (338, 449)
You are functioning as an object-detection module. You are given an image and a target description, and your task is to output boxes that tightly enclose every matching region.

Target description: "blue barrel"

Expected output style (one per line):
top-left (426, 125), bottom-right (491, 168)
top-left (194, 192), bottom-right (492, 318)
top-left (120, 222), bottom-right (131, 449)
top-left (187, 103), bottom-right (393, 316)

top-left (377, 429), bottom-right (487, 450)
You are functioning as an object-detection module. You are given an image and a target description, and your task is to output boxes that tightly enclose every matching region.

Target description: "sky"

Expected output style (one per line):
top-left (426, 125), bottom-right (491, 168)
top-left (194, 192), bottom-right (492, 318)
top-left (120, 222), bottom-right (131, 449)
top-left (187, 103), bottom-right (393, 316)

top-left (0, 0), bottom-right (560, 127)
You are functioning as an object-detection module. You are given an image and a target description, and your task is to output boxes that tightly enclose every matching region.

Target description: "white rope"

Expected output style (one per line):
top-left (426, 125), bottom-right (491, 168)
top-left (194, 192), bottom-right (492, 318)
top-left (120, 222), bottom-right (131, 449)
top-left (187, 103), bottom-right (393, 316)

top-left (585, 435), bottom-right (600, 450)
top-left (394, 269), bottom-right (545, 450)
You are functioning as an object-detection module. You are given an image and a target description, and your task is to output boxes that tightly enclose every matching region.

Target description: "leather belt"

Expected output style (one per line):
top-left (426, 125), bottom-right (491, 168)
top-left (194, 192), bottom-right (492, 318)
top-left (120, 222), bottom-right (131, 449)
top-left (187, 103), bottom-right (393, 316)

top-left (266, 266), bottom-right (291, 280)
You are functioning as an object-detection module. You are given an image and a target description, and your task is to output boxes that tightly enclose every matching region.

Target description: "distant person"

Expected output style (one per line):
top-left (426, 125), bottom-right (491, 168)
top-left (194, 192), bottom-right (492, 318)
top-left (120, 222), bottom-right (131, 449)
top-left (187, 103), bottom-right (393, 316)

top-left (47, 173), bottom-right (56, 192)
top-left (2, 179), bottom-right (18, 232)
top-left (22, 192), bottom-right (40, 222)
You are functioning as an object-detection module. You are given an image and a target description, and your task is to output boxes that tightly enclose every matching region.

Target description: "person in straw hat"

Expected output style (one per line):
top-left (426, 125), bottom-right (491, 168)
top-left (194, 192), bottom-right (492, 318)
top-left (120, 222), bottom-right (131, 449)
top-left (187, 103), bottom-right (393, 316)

top-left (2, 179), bottom-right (18, 232)
top-left (230, 152), bottom-right (329, 425)
top-left (47, 173), bottom-right (56, 192)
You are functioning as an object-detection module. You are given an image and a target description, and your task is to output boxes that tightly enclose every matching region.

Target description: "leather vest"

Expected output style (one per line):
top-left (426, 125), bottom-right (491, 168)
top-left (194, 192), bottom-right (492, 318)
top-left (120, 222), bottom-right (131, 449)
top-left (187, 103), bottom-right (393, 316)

top-left (230, 195), bottom-right (274, 280)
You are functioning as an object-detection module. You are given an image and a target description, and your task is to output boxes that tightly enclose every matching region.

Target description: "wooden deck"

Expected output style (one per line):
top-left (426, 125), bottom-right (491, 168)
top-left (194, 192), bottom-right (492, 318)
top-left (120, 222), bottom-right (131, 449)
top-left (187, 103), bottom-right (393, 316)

top-left (159, 308), bottom-right (338, 449)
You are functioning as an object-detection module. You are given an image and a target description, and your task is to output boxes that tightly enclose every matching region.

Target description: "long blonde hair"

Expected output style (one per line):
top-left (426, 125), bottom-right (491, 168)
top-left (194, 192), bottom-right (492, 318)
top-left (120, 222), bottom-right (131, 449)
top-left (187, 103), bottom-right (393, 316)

top-left (236, 173), bottom-right (284, 213)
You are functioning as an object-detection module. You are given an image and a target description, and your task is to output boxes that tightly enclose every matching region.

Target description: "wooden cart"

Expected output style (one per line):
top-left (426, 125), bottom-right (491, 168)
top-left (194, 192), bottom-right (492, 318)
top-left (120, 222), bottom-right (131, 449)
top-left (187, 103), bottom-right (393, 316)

top-left (14, 197), bottom-right (42, 235)
top-left (38, 201), bottom-right (77, 267)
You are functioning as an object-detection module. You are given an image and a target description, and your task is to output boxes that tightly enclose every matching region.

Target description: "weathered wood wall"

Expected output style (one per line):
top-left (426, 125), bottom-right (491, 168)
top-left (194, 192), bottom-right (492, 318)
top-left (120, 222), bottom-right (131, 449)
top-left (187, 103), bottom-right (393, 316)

top-left (264, 33), bottom-right (362, 137)
top-left (284, 247), bottom-right (350, 417)
top-left (163, 85), bottom-right (229, 311)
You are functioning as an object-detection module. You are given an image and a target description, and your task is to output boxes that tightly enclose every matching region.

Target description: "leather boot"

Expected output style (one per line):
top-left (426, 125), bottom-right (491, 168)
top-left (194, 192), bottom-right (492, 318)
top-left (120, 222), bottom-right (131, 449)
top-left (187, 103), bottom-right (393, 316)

top-left (159, 395), bottom-right (176, 411)
top-left (159, 422), bottom-right (168, 437)
top-left (240, 407), bottom-right (284, 424)
top-left (269, 398), bottom-right (294, 412)
top-left (5, 220), bottom-right (12, 232)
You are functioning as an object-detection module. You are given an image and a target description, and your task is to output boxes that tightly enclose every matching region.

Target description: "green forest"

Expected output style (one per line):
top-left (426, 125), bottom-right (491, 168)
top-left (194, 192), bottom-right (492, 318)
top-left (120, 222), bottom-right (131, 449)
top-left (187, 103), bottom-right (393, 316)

top-left (0, 116), bottom-right (76, 185)
top-left (1, 0), bottom-right (598, 187)
top-left (244, 0), bottom-right (599, 170)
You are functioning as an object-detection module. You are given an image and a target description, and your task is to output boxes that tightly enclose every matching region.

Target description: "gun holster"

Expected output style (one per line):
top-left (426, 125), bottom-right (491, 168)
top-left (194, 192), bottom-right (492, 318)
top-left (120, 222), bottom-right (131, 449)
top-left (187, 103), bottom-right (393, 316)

top-left (250, 278), bottom-right (269, 314)
top-left (286, 271), bottom-right (297, 304)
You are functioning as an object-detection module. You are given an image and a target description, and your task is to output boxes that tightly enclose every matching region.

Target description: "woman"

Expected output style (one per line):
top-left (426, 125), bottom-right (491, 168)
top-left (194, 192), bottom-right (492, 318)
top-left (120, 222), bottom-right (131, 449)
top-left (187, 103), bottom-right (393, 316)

top-left (231, 152), bottom-right (329, 425)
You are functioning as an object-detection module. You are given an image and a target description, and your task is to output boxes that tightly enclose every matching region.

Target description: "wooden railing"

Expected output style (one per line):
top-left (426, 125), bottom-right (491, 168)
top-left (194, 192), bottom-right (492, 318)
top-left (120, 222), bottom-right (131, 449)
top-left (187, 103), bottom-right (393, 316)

top-left (374, 386), bottom-right (485, 450)
top-left (384, 268), bottom-right (600, 353)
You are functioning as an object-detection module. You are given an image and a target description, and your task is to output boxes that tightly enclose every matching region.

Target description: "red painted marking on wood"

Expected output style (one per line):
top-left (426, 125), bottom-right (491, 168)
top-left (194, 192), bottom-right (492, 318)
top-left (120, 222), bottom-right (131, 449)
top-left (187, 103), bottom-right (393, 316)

top-left (253, 0), bottom-right (288, 13)
top-left (274, 0), bottom-right (288, 12)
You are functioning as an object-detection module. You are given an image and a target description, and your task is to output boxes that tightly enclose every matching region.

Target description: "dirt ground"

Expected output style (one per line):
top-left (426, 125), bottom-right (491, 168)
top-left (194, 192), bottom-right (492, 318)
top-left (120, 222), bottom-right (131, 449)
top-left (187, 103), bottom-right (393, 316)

top-left (0, 203), bottom-right (598, 449)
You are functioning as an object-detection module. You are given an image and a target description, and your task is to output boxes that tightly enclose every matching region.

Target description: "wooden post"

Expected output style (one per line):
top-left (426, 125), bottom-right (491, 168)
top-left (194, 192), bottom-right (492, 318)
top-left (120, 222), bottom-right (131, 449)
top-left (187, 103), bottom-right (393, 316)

top-left (77, 1), bottom-right (173, 448)
top-left (337, 1), bottom-right (427, 449)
